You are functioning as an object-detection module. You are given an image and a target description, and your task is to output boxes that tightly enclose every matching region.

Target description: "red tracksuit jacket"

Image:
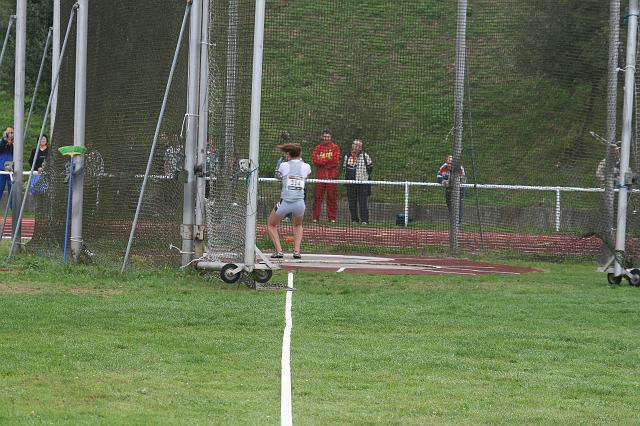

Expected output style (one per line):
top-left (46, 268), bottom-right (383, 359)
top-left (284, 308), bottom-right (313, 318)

top-left (312, 142), bottom-right (340, 179)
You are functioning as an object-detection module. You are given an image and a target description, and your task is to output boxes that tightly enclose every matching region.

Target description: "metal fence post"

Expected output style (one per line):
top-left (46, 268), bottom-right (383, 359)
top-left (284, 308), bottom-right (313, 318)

top-left (404, 182), bottom-right (410, 227)
top-left (555, 188), bottom-right (561, 232)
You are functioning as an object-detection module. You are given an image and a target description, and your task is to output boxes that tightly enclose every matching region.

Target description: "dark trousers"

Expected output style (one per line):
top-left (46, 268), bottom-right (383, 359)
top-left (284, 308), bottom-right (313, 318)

top-left (445, 188), bottom-right (464, 223)
top-left (347, 184), bottom-right (369, 223)
top-left (0, 174), bottom-right (12, 207)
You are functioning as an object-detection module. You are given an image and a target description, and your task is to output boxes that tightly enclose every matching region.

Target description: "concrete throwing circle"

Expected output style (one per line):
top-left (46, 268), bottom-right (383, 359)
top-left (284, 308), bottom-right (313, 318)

top-left (267, 253), bottom-right (542, 276)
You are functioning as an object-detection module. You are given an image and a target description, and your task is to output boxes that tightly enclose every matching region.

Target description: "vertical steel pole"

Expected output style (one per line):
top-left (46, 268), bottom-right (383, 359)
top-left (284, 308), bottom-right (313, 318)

top-left (70, 0), bottom-right (88, 262)
top-left (10, 0), bottom-right (26, 253)
top-left (243, 0), bottom-right (266, 270)
top-left (195, 0), bottom-right (209, 259)
top-left (7, 3), bottom-right (77, 262)
top-left (183, 0), bottom-right (202, 266)
top-left (51, 0), bottom-right (61, 134)
top-left (614, 0), bottom-right (638, 276)
top-left (450, 0), bottom-right (467, 254)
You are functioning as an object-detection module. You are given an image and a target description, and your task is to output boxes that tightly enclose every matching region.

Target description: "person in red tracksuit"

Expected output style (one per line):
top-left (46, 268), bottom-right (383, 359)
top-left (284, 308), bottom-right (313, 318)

top-left (312, 128), bottom-right (340, 222)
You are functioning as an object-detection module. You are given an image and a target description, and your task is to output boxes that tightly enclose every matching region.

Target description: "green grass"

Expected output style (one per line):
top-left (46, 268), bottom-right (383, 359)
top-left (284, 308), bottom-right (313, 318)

top-left (0, 251), bottom-right (639, 424)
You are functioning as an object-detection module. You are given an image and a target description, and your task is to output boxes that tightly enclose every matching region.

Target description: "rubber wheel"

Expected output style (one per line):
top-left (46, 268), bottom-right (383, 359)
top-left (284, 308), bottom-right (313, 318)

top-left (220, 264), bottom-right (241, 283)
top-left (252, 269), bottom-right (273, 284)
top-left (608, 273), bottom-right (622, 285)
top-left (629, 269), bottom-right (640, 287)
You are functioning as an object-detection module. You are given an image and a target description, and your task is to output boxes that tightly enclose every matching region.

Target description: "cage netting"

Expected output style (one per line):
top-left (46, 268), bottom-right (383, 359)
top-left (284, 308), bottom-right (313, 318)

top-left (26, 0), bottom-right (640, 266)
top-left (251, 0), bottom-right (626, 260)
top-left (204, 0), bottom-right (254, 264)
top-left (29, 0), bottom-right (188, 264)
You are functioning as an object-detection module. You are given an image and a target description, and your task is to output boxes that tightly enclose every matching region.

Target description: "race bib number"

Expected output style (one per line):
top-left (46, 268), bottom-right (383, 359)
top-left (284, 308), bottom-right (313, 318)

top-left (287, 175), bottom-right (305, 191)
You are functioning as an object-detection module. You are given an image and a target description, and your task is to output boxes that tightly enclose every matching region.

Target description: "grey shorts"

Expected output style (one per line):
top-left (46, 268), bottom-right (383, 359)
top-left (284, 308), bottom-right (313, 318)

top-left (274, 199), bottom-right (305, 218)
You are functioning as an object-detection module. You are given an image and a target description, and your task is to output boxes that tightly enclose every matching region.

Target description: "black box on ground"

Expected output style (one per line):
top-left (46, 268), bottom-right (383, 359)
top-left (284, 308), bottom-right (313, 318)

top-left (396, 213), bottom-right (413, 226)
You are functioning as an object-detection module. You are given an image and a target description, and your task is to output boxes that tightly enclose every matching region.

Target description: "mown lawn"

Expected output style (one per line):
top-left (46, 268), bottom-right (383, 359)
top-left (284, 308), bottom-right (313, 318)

top-left (0, 251), bottom-right (638, 424)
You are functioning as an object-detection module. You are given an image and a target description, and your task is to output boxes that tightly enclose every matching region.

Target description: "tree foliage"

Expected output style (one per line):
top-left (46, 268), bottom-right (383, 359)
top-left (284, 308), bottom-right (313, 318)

top-left (0, 0), bottom-right (53, 107)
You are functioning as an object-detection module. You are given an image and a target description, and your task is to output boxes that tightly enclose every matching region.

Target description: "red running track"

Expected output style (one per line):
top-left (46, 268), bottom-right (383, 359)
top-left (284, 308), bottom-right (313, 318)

top-left (256, 224), bottom-right (603, 256)
top-left (1, 218), bottom-right (35, 238)
top-left (7, 219), bottom-right (601, 257)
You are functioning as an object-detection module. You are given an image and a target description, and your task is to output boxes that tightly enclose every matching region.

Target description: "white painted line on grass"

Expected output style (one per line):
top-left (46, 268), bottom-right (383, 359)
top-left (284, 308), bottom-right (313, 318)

top-left (281, 272), bottom-right (294, 426)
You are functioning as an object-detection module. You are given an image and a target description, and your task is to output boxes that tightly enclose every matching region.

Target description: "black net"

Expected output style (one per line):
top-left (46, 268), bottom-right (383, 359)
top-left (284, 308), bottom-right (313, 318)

top-left (29, 0), bottom-right (188, 264)
top-left (27, 1), bottom-right (640, 267)
top-left (205, 0), bottom-right (254, 263)
top-left (251, 0), bottom-right (620, 260)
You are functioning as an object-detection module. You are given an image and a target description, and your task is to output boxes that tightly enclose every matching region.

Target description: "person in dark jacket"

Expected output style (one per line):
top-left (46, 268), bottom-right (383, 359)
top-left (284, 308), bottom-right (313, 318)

top-left (0, 126), bottom-right (14, 203)
top-left (28, 134), bottom-right (50, 195)
top-left (29, 134), bottom-right (49, 172)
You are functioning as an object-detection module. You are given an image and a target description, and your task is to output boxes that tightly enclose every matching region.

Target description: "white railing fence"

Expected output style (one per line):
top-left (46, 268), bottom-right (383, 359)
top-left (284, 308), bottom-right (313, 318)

top-left (260, 177), bottom-right (609, 232)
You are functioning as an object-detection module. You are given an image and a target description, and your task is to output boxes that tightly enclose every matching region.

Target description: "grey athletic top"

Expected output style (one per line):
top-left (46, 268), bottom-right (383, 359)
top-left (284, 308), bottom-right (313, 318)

top-left (277, 159), bottom-right (311, 202)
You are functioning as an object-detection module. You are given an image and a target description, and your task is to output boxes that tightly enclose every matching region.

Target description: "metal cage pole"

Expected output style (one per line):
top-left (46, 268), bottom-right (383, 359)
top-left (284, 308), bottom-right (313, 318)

top-left (614, 0), bottom-right (639, 277)
top-left (0, 14), bottom-right (15, 71)
top-left (10, 0), bottom-right (26, 253)
top-left (24, 27), bottom-right (52, 141)
top-left (70, 0), bottom-right (88, 262)
top-left (243, 0), bottom-right (266, 270)
top-left (449, 0), bottom-right (467, 255)
top-left (195, 0), bottom-right (209, 259)
top-left (51, 0), bottom-right (60, 134)
top-left (3, 25), bottom-right (52, 255)
top-left (182, 0), bottom-right (202, 266)
top-left (0, 14), bottom-right (16, 246)
top-left (7, 3), bottom-right (77, 261)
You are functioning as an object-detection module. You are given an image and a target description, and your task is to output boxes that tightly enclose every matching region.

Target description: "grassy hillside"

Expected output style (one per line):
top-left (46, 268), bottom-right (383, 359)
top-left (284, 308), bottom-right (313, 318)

top-left (257, 0), bottom-right (611, 188)
top-left (0, 0), bottom-right (614, 189)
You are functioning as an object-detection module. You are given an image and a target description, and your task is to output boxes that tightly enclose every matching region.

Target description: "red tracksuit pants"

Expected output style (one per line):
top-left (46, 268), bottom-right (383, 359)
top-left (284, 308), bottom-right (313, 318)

top-left (312, 182), bottom-right (338, 221)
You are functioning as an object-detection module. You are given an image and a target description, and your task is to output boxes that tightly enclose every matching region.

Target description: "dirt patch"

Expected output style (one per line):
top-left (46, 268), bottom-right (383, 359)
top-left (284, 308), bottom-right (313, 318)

top-left (0, 284), bottom-right (44, 294)
top-left (67, 287), bottom-right (125, 296)
top-left (0, 283), bottom-right (124, 296)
